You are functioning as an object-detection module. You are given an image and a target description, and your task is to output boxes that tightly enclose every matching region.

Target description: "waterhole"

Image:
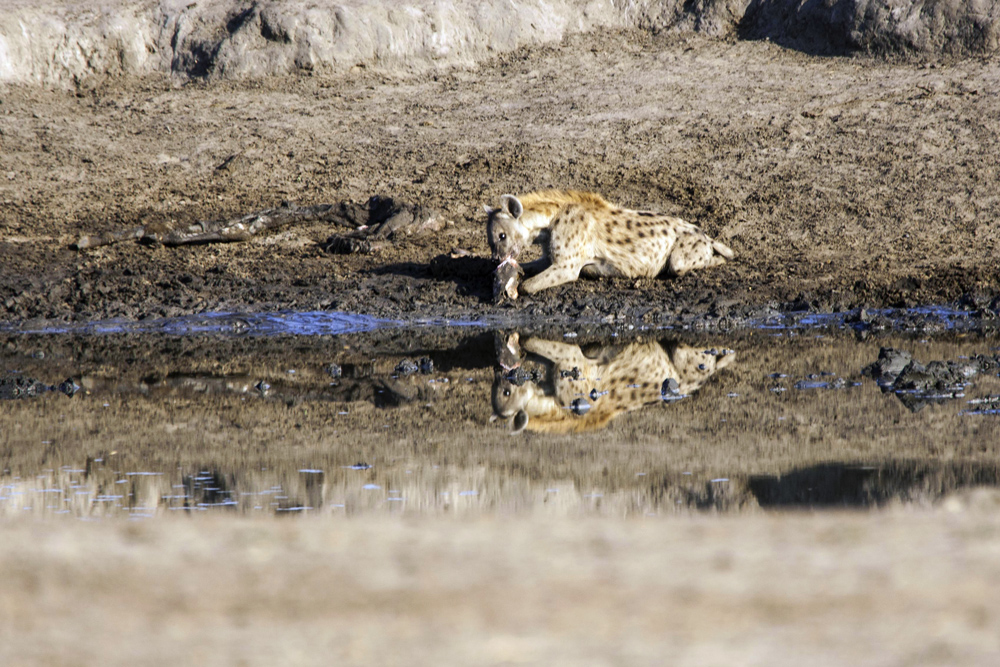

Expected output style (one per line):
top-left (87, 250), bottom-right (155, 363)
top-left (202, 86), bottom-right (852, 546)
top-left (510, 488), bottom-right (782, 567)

top-left (2, 310), bottom-right (998, 518)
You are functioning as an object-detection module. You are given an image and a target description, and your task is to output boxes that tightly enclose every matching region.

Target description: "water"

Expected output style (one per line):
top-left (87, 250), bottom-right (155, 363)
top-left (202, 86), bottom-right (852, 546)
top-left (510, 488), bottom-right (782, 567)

top-left (2, 310), bottom-right (999, 518)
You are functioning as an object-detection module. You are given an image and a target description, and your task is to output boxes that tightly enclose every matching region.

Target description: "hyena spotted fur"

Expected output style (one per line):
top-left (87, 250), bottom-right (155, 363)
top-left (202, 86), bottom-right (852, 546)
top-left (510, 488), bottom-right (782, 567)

top-left (492, 334), bottom-right (735, 434)
top-left (485, 190), bottom-right (734, 294)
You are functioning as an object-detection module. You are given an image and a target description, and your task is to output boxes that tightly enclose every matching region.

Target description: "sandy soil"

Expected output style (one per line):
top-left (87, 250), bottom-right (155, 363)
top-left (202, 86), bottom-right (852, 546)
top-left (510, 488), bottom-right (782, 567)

top-left (2, 30), bottom-right (1000, 326)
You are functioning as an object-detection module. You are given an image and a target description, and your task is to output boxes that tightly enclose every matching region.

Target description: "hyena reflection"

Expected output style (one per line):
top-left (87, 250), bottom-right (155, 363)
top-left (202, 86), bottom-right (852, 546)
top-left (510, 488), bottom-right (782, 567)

top-left (492, 334), bottom-right (735, 434)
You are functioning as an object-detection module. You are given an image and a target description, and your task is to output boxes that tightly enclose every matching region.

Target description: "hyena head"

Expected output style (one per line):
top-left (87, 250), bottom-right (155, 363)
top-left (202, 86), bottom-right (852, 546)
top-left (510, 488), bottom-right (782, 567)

top-left (485, 194), bottom-right (527, 262)
top-left (491, 373), bottom-right (534, 434)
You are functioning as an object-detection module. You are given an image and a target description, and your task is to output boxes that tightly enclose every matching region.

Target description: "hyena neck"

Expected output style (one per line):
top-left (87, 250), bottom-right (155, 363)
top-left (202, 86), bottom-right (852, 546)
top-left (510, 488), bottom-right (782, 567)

top-left (517, 210), bottom-right (555, 243)
top-left (517, 190), bottom-right (610, 241)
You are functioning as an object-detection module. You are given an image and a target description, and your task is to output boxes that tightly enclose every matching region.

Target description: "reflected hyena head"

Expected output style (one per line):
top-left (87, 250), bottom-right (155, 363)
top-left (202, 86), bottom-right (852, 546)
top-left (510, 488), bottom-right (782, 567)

top-left (491, 374), bottom-right (536, 434)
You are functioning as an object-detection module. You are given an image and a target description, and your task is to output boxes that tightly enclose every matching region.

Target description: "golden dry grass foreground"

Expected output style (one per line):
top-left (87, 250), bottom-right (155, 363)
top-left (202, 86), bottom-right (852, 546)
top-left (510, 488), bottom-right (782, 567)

top-left (2, 511), bottom-right (1000, 666)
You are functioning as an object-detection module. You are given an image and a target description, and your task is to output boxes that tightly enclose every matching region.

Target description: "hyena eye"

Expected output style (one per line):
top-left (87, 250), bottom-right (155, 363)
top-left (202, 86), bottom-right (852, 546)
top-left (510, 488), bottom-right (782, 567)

top-left (503, 389), bottom-right (511, 397)
top-left (499, 233), bottom-right (507, 241)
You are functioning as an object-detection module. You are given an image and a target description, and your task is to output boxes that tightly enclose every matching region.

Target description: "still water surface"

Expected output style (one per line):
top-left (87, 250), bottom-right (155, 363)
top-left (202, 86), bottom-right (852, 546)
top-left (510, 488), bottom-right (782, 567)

top-left (2, 311), bottom-right (999, 518)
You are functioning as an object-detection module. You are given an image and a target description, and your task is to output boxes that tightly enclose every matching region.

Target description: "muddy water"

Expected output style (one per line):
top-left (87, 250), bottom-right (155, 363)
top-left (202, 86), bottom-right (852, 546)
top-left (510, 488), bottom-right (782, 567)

top-left (2, 312), bottom-right (999, 519)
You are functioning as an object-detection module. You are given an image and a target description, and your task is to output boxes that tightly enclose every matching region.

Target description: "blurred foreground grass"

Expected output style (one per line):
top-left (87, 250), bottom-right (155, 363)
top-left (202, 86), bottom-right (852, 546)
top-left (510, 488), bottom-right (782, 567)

top-left (2, 509), bottom-right (1000, 666)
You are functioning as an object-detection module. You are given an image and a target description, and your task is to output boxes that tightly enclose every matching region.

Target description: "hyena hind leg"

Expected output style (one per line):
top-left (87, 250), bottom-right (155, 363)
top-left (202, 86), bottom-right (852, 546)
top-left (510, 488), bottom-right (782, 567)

top-left (668, 235), bottom-right (733, 276)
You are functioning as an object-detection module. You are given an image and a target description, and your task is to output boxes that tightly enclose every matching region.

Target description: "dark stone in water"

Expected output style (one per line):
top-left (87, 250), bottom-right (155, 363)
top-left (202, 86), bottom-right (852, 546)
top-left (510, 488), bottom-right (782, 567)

top-left (862, 348), bottom-right (913, 387)
top-left (56, 378), bottom-right (81, 396)
top-left (864, 347), bottom-right (1000, 412)
top-left (418, 357), bottom-right (434, 374)
top-left (394, 359), bottom-right (419, 376)
top-left (503, 367), bottom-right (535, 386)
top-left (661, 377), bottom-right (680, 398)
top-left (0, 374), bottom-right (50, 399)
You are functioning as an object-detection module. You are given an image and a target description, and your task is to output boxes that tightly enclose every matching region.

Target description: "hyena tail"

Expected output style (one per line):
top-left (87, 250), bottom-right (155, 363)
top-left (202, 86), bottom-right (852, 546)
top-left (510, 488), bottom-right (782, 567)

top-left (712, 239), bottom-right (735, 260)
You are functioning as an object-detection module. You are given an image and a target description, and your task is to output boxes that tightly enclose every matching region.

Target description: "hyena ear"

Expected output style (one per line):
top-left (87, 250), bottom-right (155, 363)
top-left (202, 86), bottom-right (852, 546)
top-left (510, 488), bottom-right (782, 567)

top-left (499, 194), bottom-right (523, 219)
top-left (511, 410), bottom-right (529, 435)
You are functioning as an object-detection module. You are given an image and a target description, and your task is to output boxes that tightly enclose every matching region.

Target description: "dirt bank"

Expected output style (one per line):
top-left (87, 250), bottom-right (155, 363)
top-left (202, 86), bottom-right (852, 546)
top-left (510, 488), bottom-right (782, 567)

top-left (3, 1), bottom-right (998, 89)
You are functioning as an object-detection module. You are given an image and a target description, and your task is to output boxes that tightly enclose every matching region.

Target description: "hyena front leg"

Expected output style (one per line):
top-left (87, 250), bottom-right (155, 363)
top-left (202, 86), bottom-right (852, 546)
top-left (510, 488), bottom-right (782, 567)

top-left (520, 224), bottom-right (589, 294)
top-left (522, 338), bottom-right (591, 368)
top-left (519, 257), bottom-right (551, 276)
top-left (520, 260), bottom-right (587, 294)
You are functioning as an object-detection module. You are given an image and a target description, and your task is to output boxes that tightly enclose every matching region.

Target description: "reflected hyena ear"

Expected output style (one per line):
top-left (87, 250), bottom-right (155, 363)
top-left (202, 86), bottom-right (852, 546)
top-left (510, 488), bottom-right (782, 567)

top-left (499, 194), bottom-right (523, 219)
top-left (511, 410), bottom-right (529, 435)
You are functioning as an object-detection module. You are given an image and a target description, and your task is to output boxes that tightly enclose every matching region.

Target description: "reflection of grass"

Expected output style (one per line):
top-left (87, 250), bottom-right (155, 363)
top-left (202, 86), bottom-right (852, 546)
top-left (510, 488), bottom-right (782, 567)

top-left (3, 331), bottom-right (1000, 517)
top-left (0, 463), bottom-right (766, 519)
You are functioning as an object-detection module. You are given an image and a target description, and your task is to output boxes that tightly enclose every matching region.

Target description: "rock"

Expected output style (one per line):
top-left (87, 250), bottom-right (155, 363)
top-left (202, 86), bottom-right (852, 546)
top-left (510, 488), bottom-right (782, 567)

top-left (56, 378), bottom-right (81, 396)
top-left (394, 359), bottom-right (419, 376)
top-left (864, 347), bottom-right (1000, 412)
top-left (5, 1), bottom-right (996, 92)
top-left (862, 347), bottom-right (913, 387)
top-left (0, 374), bottom-right (50, 399)
top-left (0, 0), bottom-right (626, 87)
top-left (418, 357), bottom-right (434, 375)
top-left (503, 367), bottom-right (536, 386)
top-left (661, 377), bottom-right (680, 398)
top-left (740, 0), bottom-right (1000, 57)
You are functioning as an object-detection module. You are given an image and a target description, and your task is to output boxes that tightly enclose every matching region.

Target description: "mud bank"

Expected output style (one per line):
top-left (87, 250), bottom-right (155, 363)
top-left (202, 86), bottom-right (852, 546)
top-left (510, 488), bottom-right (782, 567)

top-left (3, 27), bottom-right (1000, 327)
top-left (2, 0), bottom-right (998, 88)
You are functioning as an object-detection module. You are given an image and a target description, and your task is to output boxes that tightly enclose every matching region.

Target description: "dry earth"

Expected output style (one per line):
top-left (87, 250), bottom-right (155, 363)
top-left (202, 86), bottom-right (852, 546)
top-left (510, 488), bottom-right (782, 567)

top-left (2, 25), bottom-right (1000, 325)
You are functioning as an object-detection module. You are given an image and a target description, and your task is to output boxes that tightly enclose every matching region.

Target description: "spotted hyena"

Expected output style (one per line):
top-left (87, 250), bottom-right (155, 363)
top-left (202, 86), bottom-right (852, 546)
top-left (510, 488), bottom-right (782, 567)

top-left (485, 190), bottom-right (734, 294)
top-left (492, 333), bottom-right (735, 434)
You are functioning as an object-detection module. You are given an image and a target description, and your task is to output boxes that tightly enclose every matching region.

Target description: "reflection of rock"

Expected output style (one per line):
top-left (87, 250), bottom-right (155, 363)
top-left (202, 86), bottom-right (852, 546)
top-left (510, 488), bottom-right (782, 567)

top-left (749, 461), bottom-right (1000, 508)
top-left (0, 374), bottom-right (79, 400)
top-left (492, 335), bottom-right (735, 433)
top-left (863, 347), bottom-right (999, 412)
top-left (393, 358), bottom-right (433, 377)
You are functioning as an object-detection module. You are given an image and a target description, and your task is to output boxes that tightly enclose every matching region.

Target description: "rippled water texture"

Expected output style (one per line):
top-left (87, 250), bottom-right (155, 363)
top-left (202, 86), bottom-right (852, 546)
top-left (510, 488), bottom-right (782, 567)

top-left (2, 310), bottom-right (999, 518)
